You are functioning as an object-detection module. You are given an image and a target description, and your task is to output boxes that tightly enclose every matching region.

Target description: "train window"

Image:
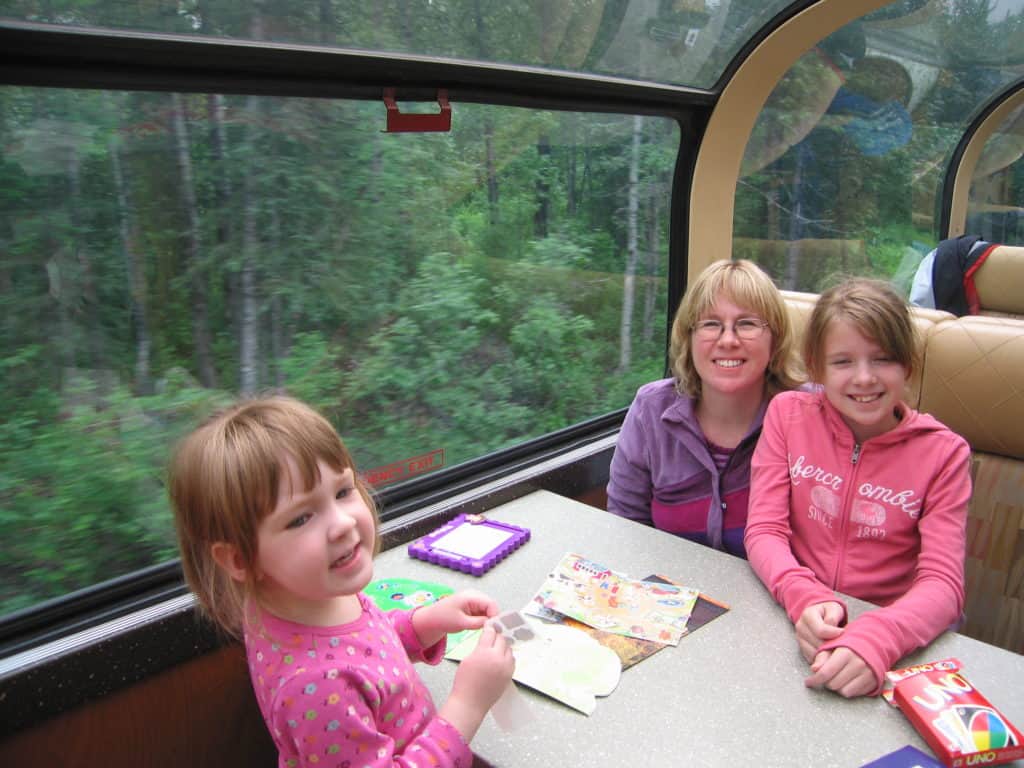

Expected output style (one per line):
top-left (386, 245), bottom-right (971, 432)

top-left (734, 3), bottom-right (1024, 293)
top-left (0, 84), bottom-right (678, 620)
top-left (0, 1), bottom-right (794, 90)
top-left (967, 102), bottom-right (1024, 243)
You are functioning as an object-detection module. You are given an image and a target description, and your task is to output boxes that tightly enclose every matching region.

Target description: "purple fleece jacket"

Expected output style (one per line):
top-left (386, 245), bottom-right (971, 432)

top-left (606, 377), bottom-right (768, 556)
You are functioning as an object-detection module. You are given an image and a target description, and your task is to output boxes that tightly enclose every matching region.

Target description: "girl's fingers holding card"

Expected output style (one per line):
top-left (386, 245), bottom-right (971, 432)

top-left (476, 623), bottom-right (498, 647)
top-left (455, 589), bottom-right (499, 617)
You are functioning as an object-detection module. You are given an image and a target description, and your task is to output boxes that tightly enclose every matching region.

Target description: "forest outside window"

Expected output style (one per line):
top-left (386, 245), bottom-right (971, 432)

top-left (0, 88), bottom-right (677, 620)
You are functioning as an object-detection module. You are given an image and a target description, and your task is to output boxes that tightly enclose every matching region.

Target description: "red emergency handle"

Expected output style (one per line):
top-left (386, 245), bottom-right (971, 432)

top-left (383, 88), bottom-right (451, 133)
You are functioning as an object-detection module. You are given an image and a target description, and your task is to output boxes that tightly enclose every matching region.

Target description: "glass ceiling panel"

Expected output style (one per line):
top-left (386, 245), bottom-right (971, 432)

top-left (735, 0), bottom-right (1024, 292)
top-left (0, 0), bottom-right (797, 90)
top-left (967, 102), bottom-right (1024, 243)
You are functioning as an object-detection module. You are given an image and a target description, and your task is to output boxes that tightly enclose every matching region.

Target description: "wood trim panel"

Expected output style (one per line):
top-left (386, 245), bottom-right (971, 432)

top-left (0, 643), bottom-right (275, 768)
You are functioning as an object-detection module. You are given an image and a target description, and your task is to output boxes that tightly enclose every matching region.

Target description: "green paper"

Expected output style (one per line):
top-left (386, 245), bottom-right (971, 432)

top-left (364, 578), bottom-right (453, 612)
top-left (364, 578), bottom-right (473, 647)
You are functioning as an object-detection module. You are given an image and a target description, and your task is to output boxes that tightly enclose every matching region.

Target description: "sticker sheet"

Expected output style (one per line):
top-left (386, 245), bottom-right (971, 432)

top-left (364, 578), bottom-right (453, 612)
top-left (528, 575), bottom-right (729, 669)
top-left (523, 553), bottom-right (699, 645)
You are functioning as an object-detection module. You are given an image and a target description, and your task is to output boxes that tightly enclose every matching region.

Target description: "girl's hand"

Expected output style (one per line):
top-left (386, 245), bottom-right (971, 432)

top-left (412, 590), bottom-right (500, 648)
top-left (440, 624), bottom-right (516, 742)
top-left (804, 647), bottom-right (877, 698)
top-left (795, 601), bottom-right (845, 662)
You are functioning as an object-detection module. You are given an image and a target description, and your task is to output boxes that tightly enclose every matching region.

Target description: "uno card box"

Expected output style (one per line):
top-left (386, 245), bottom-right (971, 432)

top-left (408, 514), bottom-right (530, 576)
top-left (887, 658), bottom-right (1024, 767)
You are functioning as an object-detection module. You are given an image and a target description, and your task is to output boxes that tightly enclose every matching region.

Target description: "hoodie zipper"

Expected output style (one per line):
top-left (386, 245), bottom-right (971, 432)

top-left (831, 442), bottom-right (863, 590)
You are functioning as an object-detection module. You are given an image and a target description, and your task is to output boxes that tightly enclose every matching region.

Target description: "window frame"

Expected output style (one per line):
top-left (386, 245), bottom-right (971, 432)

top-left (0, 16), bottom-right (714, 731)
top-left (944, 81), bottom-right (1024, 238)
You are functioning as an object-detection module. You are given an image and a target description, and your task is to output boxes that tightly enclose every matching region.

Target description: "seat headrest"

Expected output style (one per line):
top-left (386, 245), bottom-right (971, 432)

top-left (918, 315), bottom-right (1024, 459)
top-left (974, 245), bottom-right (1024, 316)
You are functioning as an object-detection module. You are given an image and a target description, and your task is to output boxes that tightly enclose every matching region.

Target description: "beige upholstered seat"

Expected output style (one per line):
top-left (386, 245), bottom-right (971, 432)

top-left (919, 317), bottom-right (1024, 458)
top-left (917, 314), bottom-right (1024, 653)
top-left (960, 453), bottom-right (1024, 652)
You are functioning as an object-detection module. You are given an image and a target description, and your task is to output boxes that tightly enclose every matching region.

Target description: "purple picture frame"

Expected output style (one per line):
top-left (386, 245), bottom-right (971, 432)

top-left (407, 514), bottom-right (531, 576)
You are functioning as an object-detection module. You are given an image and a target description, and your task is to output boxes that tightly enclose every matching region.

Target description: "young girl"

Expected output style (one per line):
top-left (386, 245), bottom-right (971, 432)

top-left (169, 396), bottom-right (514, 767)
top-left (607, 259), bottom-right (803, 556)
top-left (745, 278), bottom-right (971, 698)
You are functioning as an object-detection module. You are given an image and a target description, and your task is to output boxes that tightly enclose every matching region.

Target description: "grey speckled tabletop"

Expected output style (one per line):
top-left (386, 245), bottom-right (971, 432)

top-left (373, 490), bottom-right (1024, 768)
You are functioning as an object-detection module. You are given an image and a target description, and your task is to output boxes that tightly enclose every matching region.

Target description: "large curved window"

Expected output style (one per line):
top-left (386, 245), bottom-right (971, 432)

top-left (0, 84), bottom-right (677, 618)
top-left (967, 102), bottom-right (1024, 243)
top-left (1, 0), bottom-right (795, 90)
top-left (735, 1), bottom-right (1024, 292)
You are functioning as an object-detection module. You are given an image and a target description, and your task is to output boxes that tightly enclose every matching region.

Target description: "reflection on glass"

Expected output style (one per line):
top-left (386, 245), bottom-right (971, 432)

top-left (967, 103), bottom-right (1024, 243)
top-left (735, 2), bottom-right (1024, 294)
top-left (1, 0), bottom-right (794, 90)
top-left (0, 88), bottom-right (677, 617)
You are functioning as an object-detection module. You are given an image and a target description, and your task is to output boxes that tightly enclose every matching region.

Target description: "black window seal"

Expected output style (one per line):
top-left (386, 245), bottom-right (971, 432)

top-left (0, 19), bottom-right (714, 115)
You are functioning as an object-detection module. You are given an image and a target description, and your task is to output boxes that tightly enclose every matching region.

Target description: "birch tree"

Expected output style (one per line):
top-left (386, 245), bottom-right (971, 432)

top-left (171, 92), bottom-right (217, 387)
top-left (618, 114), bottom-right (643, 371)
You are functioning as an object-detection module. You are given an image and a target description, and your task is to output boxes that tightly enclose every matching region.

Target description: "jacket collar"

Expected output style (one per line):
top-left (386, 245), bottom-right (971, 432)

top-left (660, 387), bottom-right (770, 451)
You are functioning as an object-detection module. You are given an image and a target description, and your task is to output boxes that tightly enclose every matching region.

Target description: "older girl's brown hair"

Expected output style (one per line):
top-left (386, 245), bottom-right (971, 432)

top-left (803, 277), bottom-right (920, 381)
top-left (669, 259), bottom-right (803, 398)
top-left (168, 396), bottom-right (377, 637)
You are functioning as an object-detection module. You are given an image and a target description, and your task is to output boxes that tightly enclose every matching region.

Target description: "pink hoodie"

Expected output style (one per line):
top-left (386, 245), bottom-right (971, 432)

top-left (745, 389), bottom-right (971, 692)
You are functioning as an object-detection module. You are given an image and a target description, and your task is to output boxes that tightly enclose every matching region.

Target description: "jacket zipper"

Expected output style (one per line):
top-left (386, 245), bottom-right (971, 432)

top-left (831, 442), bottom-right (862, 589)
top-left (713, 434), bottom-right (747, 546)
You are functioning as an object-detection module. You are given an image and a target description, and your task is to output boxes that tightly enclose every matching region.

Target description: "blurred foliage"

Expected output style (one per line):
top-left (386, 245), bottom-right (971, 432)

top-left (0, 58), bottom-right (675, 615)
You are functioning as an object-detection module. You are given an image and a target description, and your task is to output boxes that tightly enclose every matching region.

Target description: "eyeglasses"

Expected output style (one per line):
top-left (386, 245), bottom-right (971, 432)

top-left (692, 318), bottom-right (769, 341)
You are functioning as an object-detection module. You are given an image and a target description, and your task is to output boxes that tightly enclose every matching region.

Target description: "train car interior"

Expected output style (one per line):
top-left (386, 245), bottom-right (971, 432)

top-left (1, 0), bottom-right (1022, 765)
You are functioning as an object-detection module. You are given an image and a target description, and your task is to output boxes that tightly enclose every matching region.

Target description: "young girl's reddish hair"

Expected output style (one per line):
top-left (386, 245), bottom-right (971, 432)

top-left (169, 396), bottom-right (377, 636)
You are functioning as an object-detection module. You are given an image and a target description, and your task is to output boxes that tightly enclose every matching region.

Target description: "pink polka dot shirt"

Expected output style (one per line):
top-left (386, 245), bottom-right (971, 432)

top-left (244, 593), bottom-right (472, 768)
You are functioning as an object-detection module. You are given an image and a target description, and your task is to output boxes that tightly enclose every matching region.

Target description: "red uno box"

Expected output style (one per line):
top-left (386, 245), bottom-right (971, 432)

top-left (889, 658), bottom-right (1024, 767)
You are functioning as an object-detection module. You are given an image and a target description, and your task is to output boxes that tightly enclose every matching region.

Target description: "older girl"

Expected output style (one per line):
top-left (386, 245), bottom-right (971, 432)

top-left (745, 278), bottom-right (970, 697)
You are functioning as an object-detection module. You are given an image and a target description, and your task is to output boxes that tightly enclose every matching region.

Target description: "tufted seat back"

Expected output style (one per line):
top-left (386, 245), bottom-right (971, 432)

top-left (918, 315), bottom-right (1024, 652)
top-left (919, 316), bottom-right (1024, 457)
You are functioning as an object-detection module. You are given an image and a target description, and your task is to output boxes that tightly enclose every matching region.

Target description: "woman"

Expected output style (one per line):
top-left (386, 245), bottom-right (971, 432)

top-left (607, 259), bottom-right (802, 557)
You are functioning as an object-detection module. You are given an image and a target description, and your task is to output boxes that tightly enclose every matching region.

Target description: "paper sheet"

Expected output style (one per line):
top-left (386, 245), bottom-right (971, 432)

top-left (523, 553), bottom-right (699, 645)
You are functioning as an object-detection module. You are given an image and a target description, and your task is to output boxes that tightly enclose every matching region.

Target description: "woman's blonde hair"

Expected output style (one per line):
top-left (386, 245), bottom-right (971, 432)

top-left (168, 396), bottom-right (377, 637)
top-left (804, 277), bottom-right (919, 381)
top-left (669, 259), bottom-right (803, 398)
